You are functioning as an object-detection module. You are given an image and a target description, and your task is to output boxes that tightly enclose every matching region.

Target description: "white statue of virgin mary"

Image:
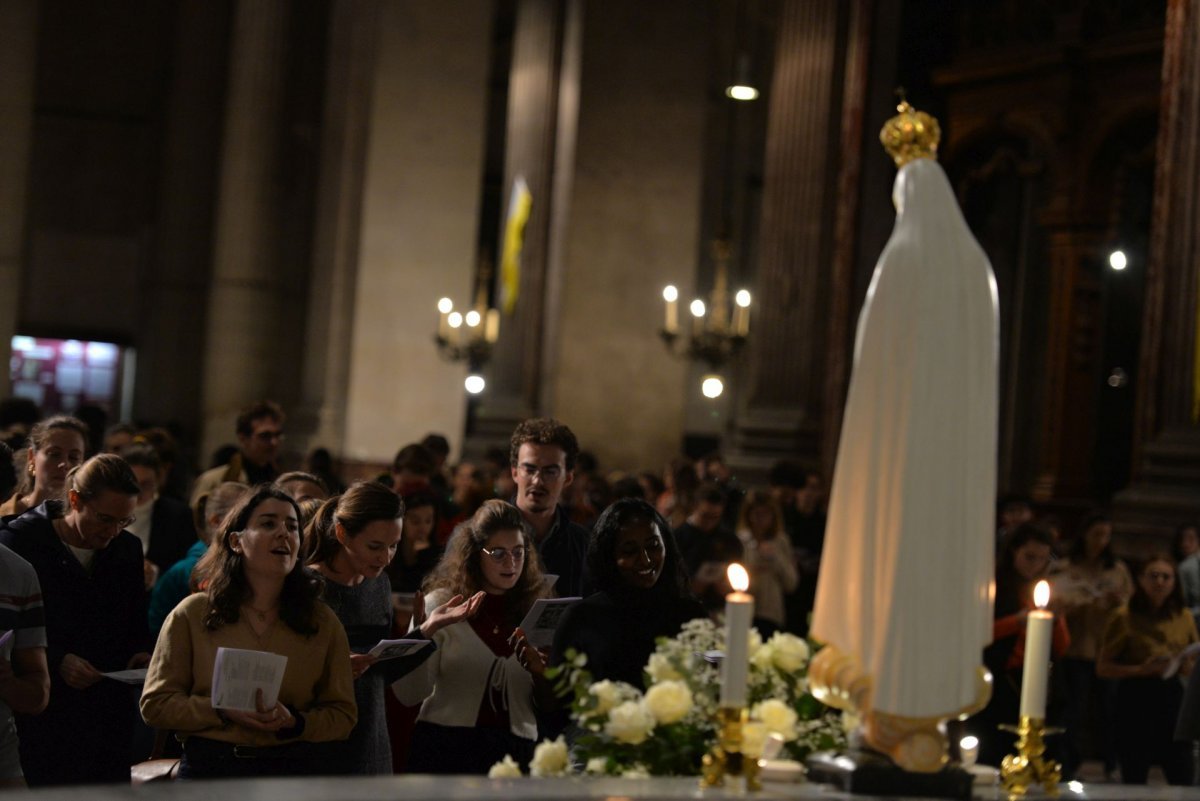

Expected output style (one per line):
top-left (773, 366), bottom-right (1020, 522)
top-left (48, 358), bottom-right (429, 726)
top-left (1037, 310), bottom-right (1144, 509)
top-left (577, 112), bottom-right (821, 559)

top-left (808, 101), bottom-right (997, 772)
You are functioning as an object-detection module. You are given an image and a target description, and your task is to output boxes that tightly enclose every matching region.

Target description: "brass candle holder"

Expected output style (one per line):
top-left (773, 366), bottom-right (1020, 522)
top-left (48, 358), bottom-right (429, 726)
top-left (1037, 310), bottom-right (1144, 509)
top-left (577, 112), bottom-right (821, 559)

top-left (999, 716), bottom-right (1061, 799)
top-left (701, 706), bottom-right (761, 791)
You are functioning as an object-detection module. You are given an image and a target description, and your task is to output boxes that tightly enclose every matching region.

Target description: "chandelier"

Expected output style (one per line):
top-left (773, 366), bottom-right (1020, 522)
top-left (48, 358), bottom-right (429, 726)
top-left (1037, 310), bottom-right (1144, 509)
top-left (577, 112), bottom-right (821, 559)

top-left (659, 240), bottom-right (751, 398)
top-left (434, 262), bottom-right (499, 394)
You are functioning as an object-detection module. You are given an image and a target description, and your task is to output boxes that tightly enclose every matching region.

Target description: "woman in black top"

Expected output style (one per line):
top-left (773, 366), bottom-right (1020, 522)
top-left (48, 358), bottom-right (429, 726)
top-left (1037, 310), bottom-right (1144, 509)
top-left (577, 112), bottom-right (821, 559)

top-left (553, 498), bottom-right (706, 689)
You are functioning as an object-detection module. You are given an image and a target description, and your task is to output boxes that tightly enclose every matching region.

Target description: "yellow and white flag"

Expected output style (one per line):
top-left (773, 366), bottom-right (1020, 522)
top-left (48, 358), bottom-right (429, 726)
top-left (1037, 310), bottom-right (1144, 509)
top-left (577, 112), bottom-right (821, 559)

top-left (499, 176), bottom-right (532, 315)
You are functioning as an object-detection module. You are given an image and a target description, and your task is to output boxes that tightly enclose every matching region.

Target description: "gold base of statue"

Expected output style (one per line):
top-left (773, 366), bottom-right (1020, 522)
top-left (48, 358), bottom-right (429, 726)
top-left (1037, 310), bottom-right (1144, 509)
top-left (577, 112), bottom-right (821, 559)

top-left (808, 644), bottom-right (992, 774)
top-left (999, 716), bottom-right (1061, 800)
top-left (701, 706), bottom-right (761, 792)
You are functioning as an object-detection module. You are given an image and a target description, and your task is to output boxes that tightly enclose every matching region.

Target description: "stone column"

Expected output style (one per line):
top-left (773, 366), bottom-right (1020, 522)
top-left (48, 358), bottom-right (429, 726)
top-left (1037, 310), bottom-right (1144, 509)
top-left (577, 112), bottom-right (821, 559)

top-left (341, 0), bottom-right (490, 467)
top-left (467, 0), bottom-right (567, 454)
top-left (727, 0), bottom-right (866, 481)
top-left (290, 0), bottom-right (380, 458)
top-left (199, 0), bottom-right (290, 461)
top-left (548, 0), bottom-right (704, 471)
top-left (136, 0), bottom-right (229, 437)
top-left (1114, 0), bottom-right (1200, 543)
top-left (0, 0), bottom-right (38, 397)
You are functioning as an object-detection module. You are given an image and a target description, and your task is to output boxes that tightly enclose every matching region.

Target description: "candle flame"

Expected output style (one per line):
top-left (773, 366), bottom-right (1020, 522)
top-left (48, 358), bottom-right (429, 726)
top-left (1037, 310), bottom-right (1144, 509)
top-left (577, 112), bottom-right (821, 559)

top-left (728, 563), bottom-right (749, 592)
top-left (1034, 580), bottom-right (1050, 608)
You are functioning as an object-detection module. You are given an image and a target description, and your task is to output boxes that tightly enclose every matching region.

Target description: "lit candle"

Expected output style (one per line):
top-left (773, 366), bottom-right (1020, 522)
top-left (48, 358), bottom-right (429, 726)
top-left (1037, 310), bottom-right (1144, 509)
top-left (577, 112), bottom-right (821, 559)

top-left (437, 297), bottom-right (453, 340)
top-left (1019, 580), bottom-right (1053, 719)
top-left (662, 286), bottom-right (679, 333)
top-left (691, 299), bottom-right (706, 337)
top-left (720, 563), bottom-right (754, 707)
top-left (734, 290), bottom-right (751, 336)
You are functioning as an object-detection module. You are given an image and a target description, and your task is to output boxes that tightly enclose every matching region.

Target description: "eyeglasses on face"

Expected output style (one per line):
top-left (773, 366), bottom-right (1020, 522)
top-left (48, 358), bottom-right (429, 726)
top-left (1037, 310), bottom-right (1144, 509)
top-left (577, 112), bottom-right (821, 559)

top-left (481, 546), bottom-right (526, 564)
top-left (517, 463), bottom-right (563, 480)
top-left (86, 502), bottom-right (136, 529)
top-left (253, 429), bottom-right (285, 443)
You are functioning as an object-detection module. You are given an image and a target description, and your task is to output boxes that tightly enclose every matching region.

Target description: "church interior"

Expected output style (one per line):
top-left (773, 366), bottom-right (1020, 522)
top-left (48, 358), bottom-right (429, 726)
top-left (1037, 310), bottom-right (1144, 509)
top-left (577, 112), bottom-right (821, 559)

top-left (0, 0), bottom-right (1197, 546)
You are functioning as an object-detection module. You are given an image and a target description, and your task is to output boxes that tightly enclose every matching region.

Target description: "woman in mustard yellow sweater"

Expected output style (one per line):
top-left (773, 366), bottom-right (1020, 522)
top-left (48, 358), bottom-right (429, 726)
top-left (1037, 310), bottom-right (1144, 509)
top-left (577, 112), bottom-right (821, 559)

top-left (141, 485), bottom-right (356, 778)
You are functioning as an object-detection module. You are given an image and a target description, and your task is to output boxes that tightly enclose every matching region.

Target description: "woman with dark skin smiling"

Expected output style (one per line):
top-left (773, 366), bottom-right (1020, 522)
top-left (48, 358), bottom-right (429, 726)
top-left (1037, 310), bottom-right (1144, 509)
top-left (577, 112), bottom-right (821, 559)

top-left (141, 485), bottom-right (356, 779)
top-left (0, 454), bottom-right (149, 785)
top-left (552, 498), bottom-right (705, 689)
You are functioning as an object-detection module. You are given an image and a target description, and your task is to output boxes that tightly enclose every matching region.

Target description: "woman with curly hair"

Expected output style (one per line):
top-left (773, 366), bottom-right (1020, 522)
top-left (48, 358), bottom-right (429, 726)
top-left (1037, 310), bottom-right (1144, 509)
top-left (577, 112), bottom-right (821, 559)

top-left (552, 497), bottom-right (705, 689)
top-left (392, 499), bottom-right (549, 774)
top-left (140, 485), bottom-right (356, 778)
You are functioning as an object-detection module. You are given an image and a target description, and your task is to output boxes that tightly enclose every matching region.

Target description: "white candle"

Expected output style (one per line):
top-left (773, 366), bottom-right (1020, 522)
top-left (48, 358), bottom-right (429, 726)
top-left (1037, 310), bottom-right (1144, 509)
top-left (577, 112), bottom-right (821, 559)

top-left (1018, 580), bottom-right (1053, 719)
top-left (663, 286), bottom-right (679, 334)
top-left (720, 563), bottom-right (754, 707)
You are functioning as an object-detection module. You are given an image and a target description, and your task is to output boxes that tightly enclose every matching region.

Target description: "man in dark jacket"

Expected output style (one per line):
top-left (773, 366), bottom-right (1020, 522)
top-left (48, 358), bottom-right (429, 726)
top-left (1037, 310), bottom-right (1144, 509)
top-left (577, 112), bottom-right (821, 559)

top-left (509, 418), bottom-right (590, 598)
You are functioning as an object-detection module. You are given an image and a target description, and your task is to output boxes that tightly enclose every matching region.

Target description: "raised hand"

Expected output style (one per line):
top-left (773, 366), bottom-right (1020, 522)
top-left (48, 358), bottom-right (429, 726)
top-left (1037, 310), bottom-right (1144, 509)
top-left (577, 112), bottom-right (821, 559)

top-left (419, 591), bottom-right (485, 638)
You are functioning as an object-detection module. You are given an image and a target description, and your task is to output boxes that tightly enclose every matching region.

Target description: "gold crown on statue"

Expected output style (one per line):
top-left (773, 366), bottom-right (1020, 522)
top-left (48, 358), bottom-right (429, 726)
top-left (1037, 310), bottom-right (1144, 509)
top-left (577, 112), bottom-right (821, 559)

top-left (880, 92), bottom-right (941, 168)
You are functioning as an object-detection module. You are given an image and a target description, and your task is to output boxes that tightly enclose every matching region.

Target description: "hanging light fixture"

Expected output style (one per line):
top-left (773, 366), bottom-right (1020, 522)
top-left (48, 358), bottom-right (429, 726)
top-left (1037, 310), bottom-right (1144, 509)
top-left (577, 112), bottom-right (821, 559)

top-left (725, 53), bottom-right (758, 101)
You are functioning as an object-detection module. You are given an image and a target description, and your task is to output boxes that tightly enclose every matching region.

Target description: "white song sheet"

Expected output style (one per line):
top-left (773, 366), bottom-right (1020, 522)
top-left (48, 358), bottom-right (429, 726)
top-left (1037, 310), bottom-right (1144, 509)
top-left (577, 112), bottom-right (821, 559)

top-left (211, 647), bottom-right (287, 712)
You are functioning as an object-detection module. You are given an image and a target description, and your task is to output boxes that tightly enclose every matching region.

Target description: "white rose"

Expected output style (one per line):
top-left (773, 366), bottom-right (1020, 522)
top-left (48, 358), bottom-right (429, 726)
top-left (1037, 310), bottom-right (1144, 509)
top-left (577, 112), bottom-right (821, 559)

top-left (768, 632), bottom-right (810, 673)
top-left (585, 757), bottom-right (609, 775)
top-left (605, 700), bottom-right (656, 745)
top-left (747, 628), bottom-right (763, 654)
top-left (753, 698), bottom-right (799, 741)
top-left (621, 764), bottom-right (651, 779)
top-left (645, 652), bottom-right (682, 683)
top-left (642, 680), bottom-right (692, 725)
top-left (488, 754), bottom-right (523, 778)
top-left (741, 721), bottom-right (769, 759)
top-left (589, 680), bottom-right (622, 714)
top-left (750, 640), bottom-right (775, 671)
top-left (529, 736), bottom-right (569, 777)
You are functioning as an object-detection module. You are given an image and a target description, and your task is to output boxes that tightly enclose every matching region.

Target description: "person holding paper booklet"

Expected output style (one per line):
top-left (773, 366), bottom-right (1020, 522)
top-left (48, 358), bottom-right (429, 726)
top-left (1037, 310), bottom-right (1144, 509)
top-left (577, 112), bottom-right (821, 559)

top-left (141, 485), bottom-right (356, 778)
top-left (392, 500), bottom-right (549, 773)
top-left (304, 481), bottom-right (476, 774)
top-left (0, 454), bottom-right (150, 785)
top-left (1097, 553), bottom-right (1198, 785)
top-left (552, 498), bottom-right (705, 689)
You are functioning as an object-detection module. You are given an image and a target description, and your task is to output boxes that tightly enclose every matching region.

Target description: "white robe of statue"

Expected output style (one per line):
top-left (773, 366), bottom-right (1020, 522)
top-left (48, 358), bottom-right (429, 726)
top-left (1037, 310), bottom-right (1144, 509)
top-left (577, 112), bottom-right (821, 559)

top-left (810, 156), bottom-right (997, 719)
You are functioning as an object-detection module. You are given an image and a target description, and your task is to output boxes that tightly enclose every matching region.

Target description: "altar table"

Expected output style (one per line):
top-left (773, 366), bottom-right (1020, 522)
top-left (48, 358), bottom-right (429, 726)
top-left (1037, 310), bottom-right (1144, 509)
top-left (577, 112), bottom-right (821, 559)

top-left (18, 775), bottom-right (1200, 801)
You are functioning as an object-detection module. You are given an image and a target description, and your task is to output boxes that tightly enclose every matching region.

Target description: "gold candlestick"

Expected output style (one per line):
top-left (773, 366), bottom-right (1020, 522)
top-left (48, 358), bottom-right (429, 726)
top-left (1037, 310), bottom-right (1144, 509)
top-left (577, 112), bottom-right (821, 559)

top-left (999, 716), bottom-right (1061, 800)
top-left (701, 706), bottom-right (761, 792)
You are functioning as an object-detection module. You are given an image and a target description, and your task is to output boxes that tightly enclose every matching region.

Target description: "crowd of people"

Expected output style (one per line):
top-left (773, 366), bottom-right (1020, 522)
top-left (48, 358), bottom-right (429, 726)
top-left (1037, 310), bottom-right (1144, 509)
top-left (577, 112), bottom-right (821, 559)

top-left (968, 497), bottom-right (1199, 784)
top-left (0, 397), bottom-right (1192, 786)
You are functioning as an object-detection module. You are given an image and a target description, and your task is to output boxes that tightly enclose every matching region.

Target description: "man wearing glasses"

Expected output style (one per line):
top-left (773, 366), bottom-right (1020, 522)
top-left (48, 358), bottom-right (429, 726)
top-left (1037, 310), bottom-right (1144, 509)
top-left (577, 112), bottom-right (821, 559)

top-left (189, 400), bottom-right (285, 512)
top-left (509, 418), bottom-right (590, 598)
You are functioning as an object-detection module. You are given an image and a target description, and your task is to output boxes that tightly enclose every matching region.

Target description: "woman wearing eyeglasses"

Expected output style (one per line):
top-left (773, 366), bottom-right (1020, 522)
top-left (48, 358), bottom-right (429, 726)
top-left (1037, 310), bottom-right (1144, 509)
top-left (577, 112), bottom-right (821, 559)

top-left (392, 499), bottom-right (550, 774)
top-left (1097, 554), bottom-right (1198, 785)
top-left (0, 454), bottom-right (150, 785)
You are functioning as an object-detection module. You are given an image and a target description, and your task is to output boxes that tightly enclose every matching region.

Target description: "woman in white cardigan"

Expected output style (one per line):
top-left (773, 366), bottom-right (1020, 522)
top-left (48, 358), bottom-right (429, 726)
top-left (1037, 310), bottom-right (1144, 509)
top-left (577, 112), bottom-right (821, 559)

top-left (392, 500), bottom-right (550, 773)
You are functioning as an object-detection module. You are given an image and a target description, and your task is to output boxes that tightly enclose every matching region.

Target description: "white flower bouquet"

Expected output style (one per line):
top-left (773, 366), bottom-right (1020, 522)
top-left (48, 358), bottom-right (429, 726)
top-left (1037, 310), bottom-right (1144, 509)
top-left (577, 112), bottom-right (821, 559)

top-left (495, 618), bottom-right (846, 777)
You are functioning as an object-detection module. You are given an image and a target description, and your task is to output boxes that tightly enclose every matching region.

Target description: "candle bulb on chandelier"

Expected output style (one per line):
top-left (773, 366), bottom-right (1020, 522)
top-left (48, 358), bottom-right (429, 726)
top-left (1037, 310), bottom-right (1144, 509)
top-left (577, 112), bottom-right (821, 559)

top-left (447, 311), bottom-right (464, 347)
top-left (662, 285), bottom-right (679, 334)
top-left (733, 290), bottom-right (751, 336)
top-left (690, 298), bottom-right (706, 337)
top-left (437, 297), bottom-right (453, 340)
